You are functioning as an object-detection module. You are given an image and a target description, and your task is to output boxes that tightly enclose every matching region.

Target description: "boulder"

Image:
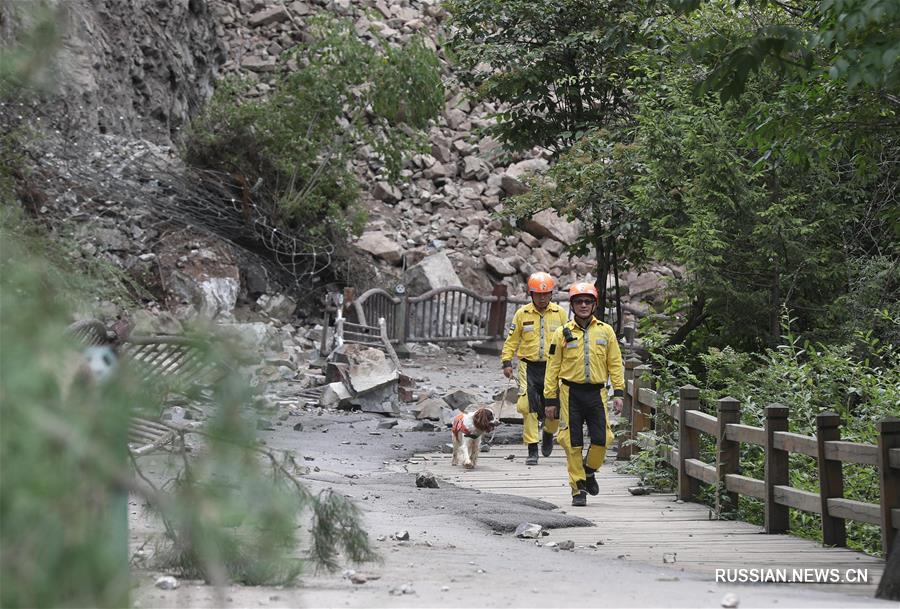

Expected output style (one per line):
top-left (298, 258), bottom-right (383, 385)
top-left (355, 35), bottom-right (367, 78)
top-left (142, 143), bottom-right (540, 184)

top-left (500, 158), bottom-right (549, 195)
top-left (484, 254), bottom-right (516, 276)
top-left (522, 209), bottom-right (581, 244)
top-left (355, 232), bottom-right (403, 265)
top-left (373, 181), bottom-right (402, 203)
top-left (342, 344), bottom-right (399, 394)
top-left (404, 251), bottom-right (462, 295)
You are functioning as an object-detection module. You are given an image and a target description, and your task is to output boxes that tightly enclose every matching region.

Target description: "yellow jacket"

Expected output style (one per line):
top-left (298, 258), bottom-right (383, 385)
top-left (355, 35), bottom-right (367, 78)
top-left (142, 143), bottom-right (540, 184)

top-left (543, 317), bottom-right (625, 400)
top-left (500, 303), bottom-right (569, 364)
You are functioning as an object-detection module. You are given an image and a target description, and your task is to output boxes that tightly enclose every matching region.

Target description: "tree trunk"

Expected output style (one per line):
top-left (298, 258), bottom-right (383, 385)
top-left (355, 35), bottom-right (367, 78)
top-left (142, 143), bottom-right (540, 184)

top-left (666, 293), bottom-right (708, 347)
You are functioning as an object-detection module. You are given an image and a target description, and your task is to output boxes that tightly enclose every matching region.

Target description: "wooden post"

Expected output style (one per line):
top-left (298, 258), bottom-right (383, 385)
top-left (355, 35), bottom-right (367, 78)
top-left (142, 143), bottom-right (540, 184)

top-left (617, 358), bottom-right (641, 460)
top-left (631, 364), bottom-right (651, 454)
top-left (764, 404), bottom-right (790, 534)
top-left (716, 397), bottom-right (741, 517)
top-left (878, 417), bottom-right (900, 557)
top-left (816, 412), bottom-right (846, 547)
top-left (486, 283), bottom-right (508, 339)
top-left (678, 385), bottom-right (700, 501)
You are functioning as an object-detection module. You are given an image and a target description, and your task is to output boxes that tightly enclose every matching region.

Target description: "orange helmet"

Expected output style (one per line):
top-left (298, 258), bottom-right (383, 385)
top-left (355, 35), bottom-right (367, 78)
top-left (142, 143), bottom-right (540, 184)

top-left (568, 282), bottom-right (599, 301)
top-left (527, 272), bottom-right (556, 294)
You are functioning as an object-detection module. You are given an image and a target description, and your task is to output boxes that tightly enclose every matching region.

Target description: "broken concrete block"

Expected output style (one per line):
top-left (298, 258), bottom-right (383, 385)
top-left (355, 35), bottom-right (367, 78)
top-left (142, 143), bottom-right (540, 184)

top-left (320, 382), bottom-right (352, 408)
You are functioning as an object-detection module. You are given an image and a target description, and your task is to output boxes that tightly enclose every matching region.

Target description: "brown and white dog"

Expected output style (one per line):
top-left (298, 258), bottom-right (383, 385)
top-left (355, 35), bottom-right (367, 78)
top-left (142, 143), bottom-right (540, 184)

top-left (451, 407), bottom-right (500, 469)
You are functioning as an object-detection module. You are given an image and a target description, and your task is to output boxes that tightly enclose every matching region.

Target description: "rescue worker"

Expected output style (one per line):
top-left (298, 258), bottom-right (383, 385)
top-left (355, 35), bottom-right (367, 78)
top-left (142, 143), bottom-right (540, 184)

top-left (543, 282), bottom-right (625, 506)
top-left (501, 272), bottom-right (569, 465)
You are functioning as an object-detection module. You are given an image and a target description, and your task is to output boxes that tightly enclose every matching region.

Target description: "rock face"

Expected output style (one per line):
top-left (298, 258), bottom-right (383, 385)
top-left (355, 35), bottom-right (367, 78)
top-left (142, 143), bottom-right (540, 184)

top-left (42, 0), bottom-right (225, 143)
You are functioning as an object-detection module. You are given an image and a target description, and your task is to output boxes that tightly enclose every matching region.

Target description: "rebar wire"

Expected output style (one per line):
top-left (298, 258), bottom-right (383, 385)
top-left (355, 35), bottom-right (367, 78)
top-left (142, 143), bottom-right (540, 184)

top-left (3, 99), bottom-right (337, 291)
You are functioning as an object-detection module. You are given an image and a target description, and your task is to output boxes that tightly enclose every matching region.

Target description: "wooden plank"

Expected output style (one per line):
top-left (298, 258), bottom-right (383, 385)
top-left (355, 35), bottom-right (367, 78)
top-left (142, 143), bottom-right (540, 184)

top-left (823, 440), bottom-right (878, 466)
top-left (684, 410), bottom-right (717, 436)
top-left (894, 508), bottom-right (900, 529)
top-left (774, 485), bottom-right (821, 514)
top-left (637, 387), bottom-right (657, 409)
top-left (725, 423), bottom-right (765, 447)
top-left (725, 474), bottom-right (765, 499)
top-left (684, 458), bottom-right (716, 485)
top-left (666, 447), bottom-right (679, 469)
top-left (773, 431), bottom-right (818, 457)
top-left (825, 498), bottom-right (881, 526)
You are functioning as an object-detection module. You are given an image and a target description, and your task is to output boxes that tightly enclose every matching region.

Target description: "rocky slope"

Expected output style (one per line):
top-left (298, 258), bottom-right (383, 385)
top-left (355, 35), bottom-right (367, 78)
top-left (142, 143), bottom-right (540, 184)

top-left (6, 0), bottom-right (677, 330)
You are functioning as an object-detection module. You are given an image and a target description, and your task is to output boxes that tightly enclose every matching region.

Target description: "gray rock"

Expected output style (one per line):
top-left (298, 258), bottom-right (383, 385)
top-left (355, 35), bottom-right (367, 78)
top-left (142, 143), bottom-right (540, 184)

top-left (393, 530), bottom-right (410, 541)
top-left (355, 231), bottom-right (403, 265)
top-left (373, 181), bottom-right (402, 203)
top-left (405, 252), bottom-right (462, 295)
top-left (242, 55), bottom-right (278, 72)
top-left (431, 142), bottom-right (452, 163)
top-left (416, 471), bottom-right (439, 488)
top-left (415, 397), bottom-right (450, 421)
top-left (522, 209), bottom-right (582, 244)
top-left (257, 293), bottom-right (296, 321)
top-left (461, 156), bottom-right (491, 180)
top-left (155, 576), bottom-right (179, 590)
top-left (515, 522), bottom-right (543, 538)
top-left (558, 540), bottom-right (575, 551)
top-left (320, 382), bottom-right (352, 408)
top-left (443, 388), bottom-right (479, 411)
top-left (377, 419), bottom-right (398, 429)
top-left (484, 254), bottom-right (516, 276)
top-left (248, 6), bottom-right (289, 26)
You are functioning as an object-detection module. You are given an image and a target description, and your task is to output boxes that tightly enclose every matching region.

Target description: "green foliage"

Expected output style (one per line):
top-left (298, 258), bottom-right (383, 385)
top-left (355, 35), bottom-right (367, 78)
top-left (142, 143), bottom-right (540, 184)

top-left (183, 17), bottom-right (443, 243)
top-left (668, 0), bottom-right (900, 99)
top-left (446, 0), bottom-right (651, 154)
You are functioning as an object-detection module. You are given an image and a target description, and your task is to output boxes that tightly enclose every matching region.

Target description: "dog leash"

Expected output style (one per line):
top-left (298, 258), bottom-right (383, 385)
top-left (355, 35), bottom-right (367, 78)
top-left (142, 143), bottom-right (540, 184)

top-left (486, 371), bottom-right (514, 447)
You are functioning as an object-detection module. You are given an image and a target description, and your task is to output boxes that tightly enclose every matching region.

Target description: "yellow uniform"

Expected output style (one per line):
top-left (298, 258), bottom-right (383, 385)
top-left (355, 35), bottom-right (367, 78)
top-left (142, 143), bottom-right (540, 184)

top-left (543, 317), bottom-right (625, 494)
top-left (500, 303), bottom-right (568, 445)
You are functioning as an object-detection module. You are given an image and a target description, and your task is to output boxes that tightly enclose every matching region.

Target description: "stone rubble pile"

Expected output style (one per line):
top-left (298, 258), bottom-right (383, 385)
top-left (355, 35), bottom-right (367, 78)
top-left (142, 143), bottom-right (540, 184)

top-left (209, 0), bottom-right (683, 327)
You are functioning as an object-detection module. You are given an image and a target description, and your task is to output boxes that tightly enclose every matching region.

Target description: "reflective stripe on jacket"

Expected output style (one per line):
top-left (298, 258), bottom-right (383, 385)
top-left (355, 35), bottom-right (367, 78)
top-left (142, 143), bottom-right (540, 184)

top-left (543, 317), bottom-right (625, 400)
top-left (500, 303), bottom-right (568, 363)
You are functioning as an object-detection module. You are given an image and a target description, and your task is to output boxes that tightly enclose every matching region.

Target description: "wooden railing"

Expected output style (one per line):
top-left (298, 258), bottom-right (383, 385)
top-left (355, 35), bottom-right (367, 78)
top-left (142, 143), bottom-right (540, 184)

top-left (619, 360), bottom-right (900, 556)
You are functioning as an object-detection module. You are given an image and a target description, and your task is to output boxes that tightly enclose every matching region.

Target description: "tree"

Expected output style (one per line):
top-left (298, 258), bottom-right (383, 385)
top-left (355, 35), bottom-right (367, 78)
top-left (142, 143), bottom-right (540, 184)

top-left (446, 0), bottom-right (652, 154)
top-left (507, 128), bottom-right (649, 332)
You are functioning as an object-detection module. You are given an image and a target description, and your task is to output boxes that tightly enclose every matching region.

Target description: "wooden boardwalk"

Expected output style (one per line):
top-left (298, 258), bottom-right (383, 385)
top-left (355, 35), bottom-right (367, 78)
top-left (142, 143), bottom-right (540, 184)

top-left (408, 443), bottom-right (885, 597)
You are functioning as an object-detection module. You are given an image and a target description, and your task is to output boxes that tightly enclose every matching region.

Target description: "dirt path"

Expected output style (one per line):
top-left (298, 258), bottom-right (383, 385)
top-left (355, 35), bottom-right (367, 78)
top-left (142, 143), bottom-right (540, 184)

top-left (131, 347), bottom-right (892, 608)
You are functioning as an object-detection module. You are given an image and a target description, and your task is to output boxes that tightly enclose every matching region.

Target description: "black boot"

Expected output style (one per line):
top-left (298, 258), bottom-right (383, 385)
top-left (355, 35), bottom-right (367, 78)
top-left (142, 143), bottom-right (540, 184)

top-left (572, 481), bottom-right (587, 506)
top-left (541, 431), bottom-right (554, 457)
top-left (525, 443), bottom-right (539, 465)
top-left (584, 460), bottom-right (599, 496)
